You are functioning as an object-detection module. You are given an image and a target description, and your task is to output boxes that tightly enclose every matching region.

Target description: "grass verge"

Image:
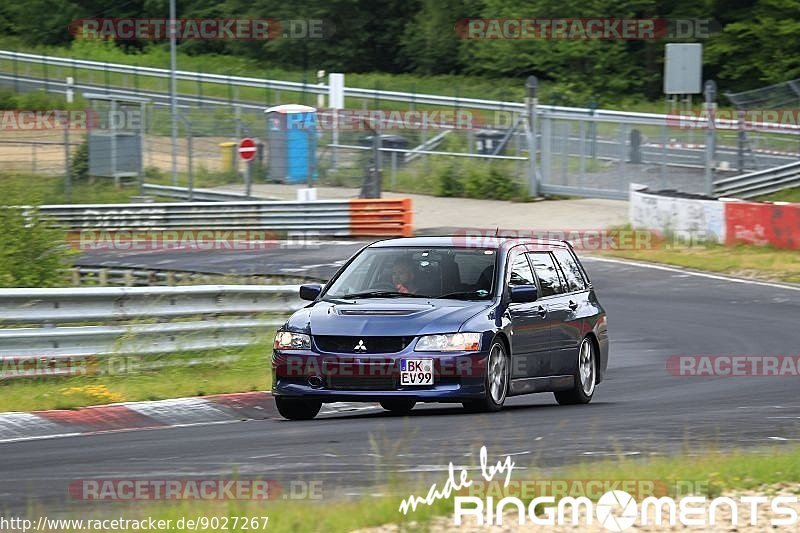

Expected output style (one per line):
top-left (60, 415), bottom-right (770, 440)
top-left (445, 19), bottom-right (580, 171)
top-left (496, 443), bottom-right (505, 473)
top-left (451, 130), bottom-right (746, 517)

top-left (0, 334), bottom-right (274, 412)
top-left (31, 446), bottom-right (800, 532)
top-left (596, 241), bottom-right (800, 284)
top-left (759, 187), bottom-right (800, 204)
top-left (0, 171), bottom-right (143, 204)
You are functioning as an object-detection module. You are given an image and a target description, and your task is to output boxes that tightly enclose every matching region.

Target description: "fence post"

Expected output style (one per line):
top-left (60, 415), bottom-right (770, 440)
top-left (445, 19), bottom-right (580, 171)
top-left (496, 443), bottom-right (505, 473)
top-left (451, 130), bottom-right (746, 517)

top-left (391, 151), bottom-right (397, 189)
top-left (525, 76), bottom-right (539, 197)
top-left (12, 52), bottom-right (19, 92)
top-left (43, 57), bottom-right (49, 94)
top-left (63, 111), bottom-right (71, 202)
top-left (704, 80), bottom-right (717, 196)
top-left (540, 115), bottom-right (551, 185)
top-left (187, 125), bottom-right (194, 201)
top-left (737, 109), bottom-right (745, 172)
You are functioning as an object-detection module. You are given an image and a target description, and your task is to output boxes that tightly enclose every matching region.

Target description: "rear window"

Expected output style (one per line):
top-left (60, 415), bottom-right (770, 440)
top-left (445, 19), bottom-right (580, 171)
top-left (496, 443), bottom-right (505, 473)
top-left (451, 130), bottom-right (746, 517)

top-left (527, 252), bottom-right (564, 297)
top-left (552, 249), bottom-right (587, 292)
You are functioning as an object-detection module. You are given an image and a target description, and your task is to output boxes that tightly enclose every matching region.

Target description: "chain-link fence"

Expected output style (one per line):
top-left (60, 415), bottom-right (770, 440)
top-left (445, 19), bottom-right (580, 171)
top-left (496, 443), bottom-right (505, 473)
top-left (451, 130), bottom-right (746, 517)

top-left (2, 50), bottom-right (800, 201)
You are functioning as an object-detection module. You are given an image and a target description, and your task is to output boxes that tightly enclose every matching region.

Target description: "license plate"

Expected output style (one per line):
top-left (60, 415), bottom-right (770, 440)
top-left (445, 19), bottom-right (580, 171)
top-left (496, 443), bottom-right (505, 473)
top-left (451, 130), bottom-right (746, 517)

top-left (399, 359), bottom-right (433, 386)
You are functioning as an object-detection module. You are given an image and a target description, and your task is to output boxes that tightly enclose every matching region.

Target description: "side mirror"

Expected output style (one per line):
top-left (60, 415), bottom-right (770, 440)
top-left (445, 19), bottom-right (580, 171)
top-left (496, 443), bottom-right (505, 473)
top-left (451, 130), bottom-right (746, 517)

top-left (510, 284), bottom-right (538, 303)
top-left (299, 283), bottom-right (323, 301)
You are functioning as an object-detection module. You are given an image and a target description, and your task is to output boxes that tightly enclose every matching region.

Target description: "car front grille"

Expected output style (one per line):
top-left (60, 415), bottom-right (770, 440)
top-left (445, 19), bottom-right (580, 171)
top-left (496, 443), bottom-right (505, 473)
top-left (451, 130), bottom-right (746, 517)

top-left (327, 376), bottom-right (396, 390)
top-left (314, 335), bottom-right (414, 354)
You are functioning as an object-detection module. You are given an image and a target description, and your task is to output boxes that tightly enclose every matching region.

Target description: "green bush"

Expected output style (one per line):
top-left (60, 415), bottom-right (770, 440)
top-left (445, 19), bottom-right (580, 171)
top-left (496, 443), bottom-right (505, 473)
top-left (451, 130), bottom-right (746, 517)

top-left (70, 137), bottom-right (89, 181)
top-left (434, 161), bottom-right (463, 197)
top-left (462, 163), bottom-right (524, 201)
top-left (0, 89), bottom-right (85, 112)
top-left (0, 203), bottom-right (72, 288)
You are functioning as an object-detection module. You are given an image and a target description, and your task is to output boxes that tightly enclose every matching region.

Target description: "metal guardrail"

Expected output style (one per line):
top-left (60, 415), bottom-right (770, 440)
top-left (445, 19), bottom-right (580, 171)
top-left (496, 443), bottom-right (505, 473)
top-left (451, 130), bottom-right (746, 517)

top-left (39, 200), bottom-right (353, 233)
top-left (714, 161), bottom-right (800, 198)
top-left (36, 198), bottom-right (412, 236)
top-left (0, 285), bottom-right (302, 324)
top-left (0, 51), bottom-right (741, 125)
top-left (0, 285), bottom-right (303, 376)
top-left (141, 183), bottom-right (280, 201)
top-left (0, 318), bottom-right (284, 358)
top-left (70, 266), bottom-right (319, 287)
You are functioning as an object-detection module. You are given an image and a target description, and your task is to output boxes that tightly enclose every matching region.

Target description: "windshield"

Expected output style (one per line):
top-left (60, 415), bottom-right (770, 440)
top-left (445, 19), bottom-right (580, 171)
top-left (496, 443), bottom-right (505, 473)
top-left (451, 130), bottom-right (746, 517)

top-left (323, 247), bottom-right (497, 300)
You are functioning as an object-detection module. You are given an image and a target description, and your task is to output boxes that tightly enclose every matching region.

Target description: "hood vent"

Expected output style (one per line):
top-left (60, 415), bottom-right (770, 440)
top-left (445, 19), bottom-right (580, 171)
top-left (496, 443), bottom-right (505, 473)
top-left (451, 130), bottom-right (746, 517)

top-left (338, 308), bottom-right (419, 316)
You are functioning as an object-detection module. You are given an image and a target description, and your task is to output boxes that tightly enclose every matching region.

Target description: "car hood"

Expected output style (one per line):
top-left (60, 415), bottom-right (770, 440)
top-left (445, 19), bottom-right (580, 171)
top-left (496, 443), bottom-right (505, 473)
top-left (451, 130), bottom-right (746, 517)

top-left (286, 298), bottom-right (493, 336)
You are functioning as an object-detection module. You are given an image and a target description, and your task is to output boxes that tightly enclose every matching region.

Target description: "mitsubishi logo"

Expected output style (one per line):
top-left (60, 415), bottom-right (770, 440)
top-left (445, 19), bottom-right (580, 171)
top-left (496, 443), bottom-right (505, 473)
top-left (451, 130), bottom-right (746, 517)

top-left (354, 339), bottom-right (367, 353)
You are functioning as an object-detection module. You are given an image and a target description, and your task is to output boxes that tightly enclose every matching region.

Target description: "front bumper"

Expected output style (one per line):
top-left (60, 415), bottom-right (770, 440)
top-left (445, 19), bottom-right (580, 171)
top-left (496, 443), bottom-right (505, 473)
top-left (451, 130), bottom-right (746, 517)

top-left (272, 349), bottom-right (490, 402)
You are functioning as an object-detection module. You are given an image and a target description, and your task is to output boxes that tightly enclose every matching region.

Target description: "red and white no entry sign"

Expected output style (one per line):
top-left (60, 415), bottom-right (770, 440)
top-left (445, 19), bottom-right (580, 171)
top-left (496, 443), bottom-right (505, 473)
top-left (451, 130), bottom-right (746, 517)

top-left (238, 138), bottom-right (257, 161)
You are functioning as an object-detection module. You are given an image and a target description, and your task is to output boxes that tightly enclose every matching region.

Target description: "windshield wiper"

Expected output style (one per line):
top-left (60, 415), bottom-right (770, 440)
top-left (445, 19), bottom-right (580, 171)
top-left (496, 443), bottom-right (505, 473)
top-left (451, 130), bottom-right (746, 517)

top-left (437, 290), bottom-right (490, 300)
top-left (335, 291), bottom-right (429, 299)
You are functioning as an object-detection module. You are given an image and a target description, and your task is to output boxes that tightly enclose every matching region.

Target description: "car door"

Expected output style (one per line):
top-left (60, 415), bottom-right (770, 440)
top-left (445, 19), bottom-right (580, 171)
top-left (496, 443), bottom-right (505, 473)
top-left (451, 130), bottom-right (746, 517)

top-left (526, 251), bottom-right (565, 376)
top-left (548, 248), bottom-right (590, 375)
top-left (505, 250), bottom-right (550, 378)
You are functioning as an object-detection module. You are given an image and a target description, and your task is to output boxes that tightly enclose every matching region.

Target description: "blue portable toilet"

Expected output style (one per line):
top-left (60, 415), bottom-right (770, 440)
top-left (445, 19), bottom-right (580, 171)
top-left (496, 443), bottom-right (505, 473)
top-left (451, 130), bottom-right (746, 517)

top-left (264, 104), bottom-right (318, 183)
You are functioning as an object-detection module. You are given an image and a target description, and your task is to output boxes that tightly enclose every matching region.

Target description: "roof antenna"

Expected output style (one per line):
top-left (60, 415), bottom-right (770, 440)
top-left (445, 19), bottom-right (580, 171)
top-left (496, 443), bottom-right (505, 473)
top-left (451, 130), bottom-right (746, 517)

top-left (494, 227), bottom-right (500, 237)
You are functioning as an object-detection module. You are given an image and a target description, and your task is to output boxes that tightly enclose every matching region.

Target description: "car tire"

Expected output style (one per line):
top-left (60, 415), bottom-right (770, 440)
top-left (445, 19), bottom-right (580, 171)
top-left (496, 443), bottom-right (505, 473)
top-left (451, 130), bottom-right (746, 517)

top-left (462, 340), bottom-right (508, 413)
top-left (379, 399), bottom-right (416, 414)
top-left (554, 336), bottom-right (596, 406)
top-left (275, 397), bottom-right (322, 420)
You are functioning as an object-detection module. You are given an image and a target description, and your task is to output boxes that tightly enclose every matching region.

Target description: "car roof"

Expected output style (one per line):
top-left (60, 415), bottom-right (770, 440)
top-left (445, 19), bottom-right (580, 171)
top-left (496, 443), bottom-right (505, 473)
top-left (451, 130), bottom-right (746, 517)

top-left (368, 236), bottom-right (571, 250)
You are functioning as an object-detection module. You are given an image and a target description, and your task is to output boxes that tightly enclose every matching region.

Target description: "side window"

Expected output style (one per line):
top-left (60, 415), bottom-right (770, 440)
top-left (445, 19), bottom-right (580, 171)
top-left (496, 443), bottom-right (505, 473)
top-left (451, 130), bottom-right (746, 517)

top-left (508, 253), bottom-right (536, 286)
top-left (553, 249), bottom-right (587, 292)
top-left (528, 252), bottom-right (563, 297)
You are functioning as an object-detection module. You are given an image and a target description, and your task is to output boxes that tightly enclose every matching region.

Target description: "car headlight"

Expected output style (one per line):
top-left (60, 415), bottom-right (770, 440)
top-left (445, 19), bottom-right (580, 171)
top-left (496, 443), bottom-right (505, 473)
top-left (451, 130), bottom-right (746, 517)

top-left (414, 332), bottom-right (481, 352)
top-left (274, 331), bottom-right (311, 350)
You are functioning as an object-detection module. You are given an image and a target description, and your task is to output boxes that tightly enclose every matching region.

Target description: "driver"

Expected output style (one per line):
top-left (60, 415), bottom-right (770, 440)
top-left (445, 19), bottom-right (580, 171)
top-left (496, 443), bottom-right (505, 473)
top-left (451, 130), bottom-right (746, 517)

top-left (391, 257), bottom-right (418, 294)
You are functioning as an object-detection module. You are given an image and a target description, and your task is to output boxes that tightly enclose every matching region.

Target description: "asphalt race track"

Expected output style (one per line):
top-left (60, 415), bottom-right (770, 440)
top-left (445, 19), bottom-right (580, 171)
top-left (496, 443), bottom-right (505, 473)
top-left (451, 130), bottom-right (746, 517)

top-left (76, 240), bottom-right (371, 281)
top-left (2, 247), bottom-right (799, 514)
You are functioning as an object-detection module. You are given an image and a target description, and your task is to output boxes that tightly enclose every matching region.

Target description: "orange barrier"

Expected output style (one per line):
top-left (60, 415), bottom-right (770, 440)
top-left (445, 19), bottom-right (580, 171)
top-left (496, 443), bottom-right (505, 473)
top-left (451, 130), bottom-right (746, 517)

top-left (349, 198), bottom-right (413, 237)
top-left (725, 201), bottom-right (800, 250)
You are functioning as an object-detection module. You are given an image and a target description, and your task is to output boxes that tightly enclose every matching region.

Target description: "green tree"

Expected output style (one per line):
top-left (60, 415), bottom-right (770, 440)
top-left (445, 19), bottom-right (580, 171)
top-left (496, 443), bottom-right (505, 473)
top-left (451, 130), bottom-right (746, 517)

top-left (399, 0), bottom-right (475, 74)
top-left (706, 0), bottom-right (800, 89)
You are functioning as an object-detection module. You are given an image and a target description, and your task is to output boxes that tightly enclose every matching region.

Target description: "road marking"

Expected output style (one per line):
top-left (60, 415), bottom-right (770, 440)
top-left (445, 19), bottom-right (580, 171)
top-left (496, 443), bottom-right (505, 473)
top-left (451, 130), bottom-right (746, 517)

top-left (0, 419), bottom-right (242, 444)
top-left (582, 451), bottom-right (641, 457)
top-left (585, 256), bottom-right (800, 292)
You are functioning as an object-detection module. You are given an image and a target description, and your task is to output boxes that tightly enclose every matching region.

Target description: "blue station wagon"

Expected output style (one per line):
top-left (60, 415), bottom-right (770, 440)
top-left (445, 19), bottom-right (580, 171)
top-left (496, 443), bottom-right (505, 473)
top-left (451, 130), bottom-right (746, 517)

top-left (272, 237), bottom-right (609, 420)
